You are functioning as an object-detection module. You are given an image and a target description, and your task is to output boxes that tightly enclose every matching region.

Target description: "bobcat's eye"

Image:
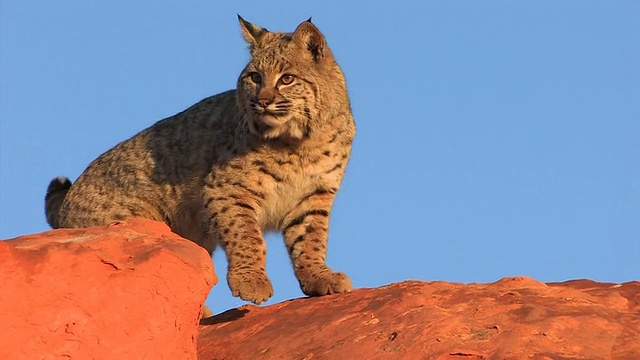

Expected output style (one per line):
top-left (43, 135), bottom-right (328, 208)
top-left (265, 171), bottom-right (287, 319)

top-left (279, 74), bottom-right (295, 85)
top-left (249, 72), bottom-right (262, 84)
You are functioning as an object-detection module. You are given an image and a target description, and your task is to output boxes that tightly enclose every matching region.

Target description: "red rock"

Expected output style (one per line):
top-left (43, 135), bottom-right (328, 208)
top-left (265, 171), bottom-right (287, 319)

top-left (198, 277), bottom-right (640, 359)
top-left (3, 220), bottom-right (637, 359)
top-left (0, 218), bottom-right (216, 360)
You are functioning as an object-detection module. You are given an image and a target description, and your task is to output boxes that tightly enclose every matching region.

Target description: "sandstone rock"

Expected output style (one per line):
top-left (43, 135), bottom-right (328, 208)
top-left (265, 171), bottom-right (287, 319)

top-left (198, 277), bottom-right (639, 359)
top-left (0, 218), bottom-right (216, 360)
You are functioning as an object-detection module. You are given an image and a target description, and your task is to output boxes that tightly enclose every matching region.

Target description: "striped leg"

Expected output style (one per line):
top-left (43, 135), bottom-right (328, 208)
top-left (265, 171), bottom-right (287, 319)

top-left (205, 185), bottom-right (273, 305)
top-left (282, 189), bottom-right (352, 296)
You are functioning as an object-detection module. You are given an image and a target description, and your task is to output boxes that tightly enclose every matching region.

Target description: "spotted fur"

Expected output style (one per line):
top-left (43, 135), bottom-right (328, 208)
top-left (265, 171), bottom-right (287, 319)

top-left (45, 16), bottom-right (355, 305)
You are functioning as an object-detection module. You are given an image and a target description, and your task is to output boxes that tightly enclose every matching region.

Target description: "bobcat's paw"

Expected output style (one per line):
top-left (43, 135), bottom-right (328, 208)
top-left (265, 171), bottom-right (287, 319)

top-left (227, 269), bottom-right (274, 305)
top-left (299, 270), bottom-right (352, 297)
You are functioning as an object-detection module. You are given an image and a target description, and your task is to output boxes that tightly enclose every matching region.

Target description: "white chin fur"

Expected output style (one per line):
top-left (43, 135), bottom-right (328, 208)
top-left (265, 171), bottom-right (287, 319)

top-left (250, 117), bottom-right (305, 140)
top-left (259, 114), bottom-right (287, 127)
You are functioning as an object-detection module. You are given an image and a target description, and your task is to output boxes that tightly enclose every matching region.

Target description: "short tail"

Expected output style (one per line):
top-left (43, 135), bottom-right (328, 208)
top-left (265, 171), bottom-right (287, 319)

top-left (45, 176), bottom-right (72, 228)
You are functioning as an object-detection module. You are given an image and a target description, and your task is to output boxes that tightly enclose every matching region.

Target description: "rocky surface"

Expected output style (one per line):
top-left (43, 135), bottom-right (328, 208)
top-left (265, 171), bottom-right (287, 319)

top-left (2, 220), bottom-right (637, 359)
top-left (0, 218), bottom-right (216, 360)
top-left (198, 277), bottom-right (639, 359)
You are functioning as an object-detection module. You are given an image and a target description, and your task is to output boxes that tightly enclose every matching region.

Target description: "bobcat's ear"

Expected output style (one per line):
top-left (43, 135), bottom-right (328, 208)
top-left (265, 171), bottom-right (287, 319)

top-left (238, 15), bottom-right (267, 48)
top-left (292, 18), bottom-right (327, 63)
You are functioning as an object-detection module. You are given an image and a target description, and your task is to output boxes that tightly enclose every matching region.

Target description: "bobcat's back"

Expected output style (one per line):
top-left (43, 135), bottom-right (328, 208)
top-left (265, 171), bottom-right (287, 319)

top-left (50, 91), bottom-right (239, 244)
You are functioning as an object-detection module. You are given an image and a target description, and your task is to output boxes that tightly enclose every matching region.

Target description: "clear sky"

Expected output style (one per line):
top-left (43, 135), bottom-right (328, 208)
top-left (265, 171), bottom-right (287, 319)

top-left (1, 1), bottom-right (639, 314)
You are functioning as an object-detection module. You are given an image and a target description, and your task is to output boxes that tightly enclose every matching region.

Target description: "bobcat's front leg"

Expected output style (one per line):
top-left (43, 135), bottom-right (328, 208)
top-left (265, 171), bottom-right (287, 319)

top-left (281, 188), bottom-right (352, 296)
top-left (205, 185), bottom-right (273, 304)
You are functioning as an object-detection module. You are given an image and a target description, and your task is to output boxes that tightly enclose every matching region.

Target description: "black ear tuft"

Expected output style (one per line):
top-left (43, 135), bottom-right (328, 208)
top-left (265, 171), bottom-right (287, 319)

top-left (292, 20), bottom-right (326, 63)
top-left (238, 15), bottom-right (268, 48)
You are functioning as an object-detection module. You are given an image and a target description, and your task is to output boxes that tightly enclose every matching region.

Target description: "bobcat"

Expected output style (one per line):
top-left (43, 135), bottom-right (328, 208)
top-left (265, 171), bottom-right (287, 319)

top-left (45, 16), bottom-right (355, 306)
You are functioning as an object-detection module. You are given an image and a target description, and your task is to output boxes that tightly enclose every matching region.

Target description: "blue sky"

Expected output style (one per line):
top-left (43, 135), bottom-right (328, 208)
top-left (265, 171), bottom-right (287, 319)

top-left (1, 1), bottom-right (638, 314)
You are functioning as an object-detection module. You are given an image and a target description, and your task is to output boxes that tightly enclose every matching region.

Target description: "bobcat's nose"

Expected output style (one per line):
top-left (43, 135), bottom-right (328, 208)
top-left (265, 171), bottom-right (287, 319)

top-left (257, 98), bottom-right (273, 108)
top-left (256, 87), bottom-right (276, 109)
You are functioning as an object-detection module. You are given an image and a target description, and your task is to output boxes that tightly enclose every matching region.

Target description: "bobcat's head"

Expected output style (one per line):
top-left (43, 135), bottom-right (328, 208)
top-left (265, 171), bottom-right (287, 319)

top-left (236, 16), bottom-right (348, 142)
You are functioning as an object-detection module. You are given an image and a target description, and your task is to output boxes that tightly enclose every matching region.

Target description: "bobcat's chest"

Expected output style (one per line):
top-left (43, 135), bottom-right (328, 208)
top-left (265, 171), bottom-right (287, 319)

top-left (259, 168), bottom-right (317, 231)
top-left (239, 139), bottom-right (347, 232)
top-left (257, 148), bottom-right (341, 231)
